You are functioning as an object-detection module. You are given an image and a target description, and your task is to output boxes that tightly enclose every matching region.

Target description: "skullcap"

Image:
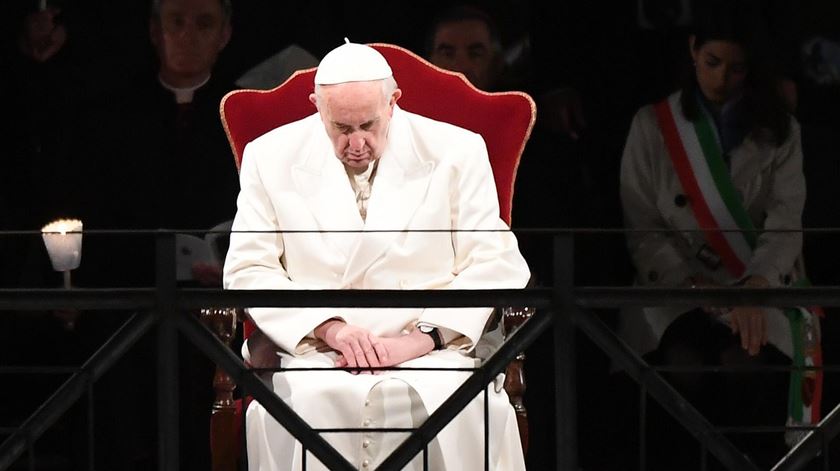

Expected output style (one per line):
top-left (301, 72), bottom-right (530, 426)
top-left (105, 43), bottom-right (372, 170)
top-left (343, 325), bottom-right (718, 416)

top-left (314, 38), bottom-right (393, 85)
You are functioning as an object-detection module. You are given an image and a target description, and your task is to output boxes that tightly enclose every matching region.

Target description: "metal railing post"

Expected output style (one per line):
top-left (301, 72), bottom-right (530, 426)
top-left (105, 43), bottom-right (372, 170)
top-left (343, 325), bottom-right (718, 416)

top-left (554, 233), bottom-right (577, 470)
top-left (155, 232), bottom-right (179, 471)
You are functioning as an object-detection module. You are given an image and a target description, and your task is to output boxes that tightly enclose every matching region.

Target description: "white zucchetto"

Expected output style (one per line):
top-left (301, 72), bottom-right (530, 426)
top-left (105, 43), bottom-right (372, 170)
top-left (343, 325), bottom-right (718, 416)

top-left (313, 38), bottom-right (393, 85)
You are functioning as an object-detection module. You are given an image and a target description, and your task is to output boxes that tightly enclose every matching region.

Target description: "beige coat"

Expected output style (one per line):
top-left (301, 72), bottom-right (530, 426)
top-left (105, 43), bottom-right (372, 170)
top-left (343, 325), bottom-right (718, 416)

top-left (224, 105), bottom-right (530, 470)
top-left (619, 91), bottom-right (806, 356)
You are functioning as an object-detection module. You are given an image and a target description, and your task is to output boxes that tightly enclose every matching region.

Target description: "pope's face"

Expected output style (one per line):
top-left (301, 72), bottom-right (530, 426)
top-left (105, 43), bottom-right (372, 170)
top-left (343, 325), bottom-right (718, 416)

top-left (311, 81), bottom-right (401, 171)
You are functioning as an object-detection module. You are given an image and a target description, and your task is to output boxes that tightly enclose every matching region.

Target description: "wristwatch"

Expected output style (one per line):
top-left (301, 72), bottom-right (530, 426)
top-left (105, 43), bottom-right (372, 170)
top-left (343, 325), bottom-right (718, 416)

top-left (418, 324), bottom-right (444, 350)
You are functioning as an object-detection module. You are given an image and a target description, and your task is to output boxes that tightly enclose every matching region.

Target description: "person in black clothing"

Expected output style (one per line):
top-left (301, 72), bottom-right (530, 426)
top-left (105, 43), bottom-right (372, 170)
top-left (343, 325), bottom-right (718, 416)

top-left (70, 0), bottom-right (239, 468)
top-left (84, 0), bottom-right (237, 242)
top-left (2, 0), bottom-right (307, 468)
top-left (0, 0), bottom-right (99, 288)
top-left (0, 2), bottom-right (108, 467)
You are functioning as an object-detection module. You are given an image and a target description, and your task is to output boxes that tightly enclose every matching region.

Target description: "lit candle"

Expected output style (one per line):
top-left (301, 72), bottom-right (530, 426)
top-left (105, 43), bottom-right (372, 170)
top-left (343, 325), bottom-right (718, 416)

top-left (41, 219), bottom-right (83, 288)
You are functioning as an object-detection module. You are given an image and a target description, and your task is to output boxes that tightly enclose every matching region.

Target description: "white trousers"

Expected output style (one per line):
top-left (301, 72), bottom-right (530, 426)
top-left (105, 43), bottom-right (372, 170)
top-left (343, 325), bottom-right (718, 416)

top-left (245, 352), bottom-right (526, 470)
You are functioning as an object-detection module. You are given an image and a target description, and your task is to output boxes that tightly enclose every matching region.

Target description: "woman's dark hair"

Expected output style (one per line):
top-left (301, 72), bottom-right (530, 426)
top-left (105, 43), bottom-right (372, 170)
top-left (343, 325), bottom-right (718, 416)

top-left (680, 0), bottom-right (790, 145)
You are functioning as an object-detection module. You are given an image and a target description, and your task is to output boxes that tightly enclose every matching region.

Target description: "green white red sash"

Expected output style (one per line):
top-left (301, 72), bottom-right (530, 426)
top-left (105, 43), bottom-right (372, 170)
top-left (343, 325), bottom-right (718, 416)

top-left (653, 93), bottom-right (822, 439)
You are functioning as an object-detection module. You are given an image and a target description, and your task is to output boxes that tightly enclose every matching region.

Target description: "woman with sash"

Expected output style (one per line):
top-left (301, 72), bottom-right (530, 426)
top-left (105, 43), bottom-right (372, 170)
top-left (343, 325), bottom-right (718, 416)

top-left (618, 1), bottom-right (821, 467)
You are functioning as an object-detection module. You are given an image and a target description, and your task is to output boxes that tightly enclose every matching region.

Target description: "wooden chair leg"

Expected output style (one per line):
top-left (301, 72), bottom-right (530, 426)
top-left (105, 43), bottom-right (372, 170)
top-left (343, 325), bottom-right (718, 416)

top-left (504, 353), bottom-right (529, 454)
top-left (502, 305), bottom-right (535, 455)
top-left (201, 308), bottom-right (239, 471)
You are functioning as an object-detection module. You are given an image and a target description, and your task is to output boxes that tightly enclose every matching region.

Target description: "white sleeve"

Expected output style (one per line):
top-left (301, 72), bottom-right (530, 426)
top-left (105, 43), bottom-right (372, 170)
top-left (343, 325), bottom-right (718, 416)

top-left (417, 133), bottom-right (531, 349)
top-left (744, 118), bottom-right (805, 285)
top-left (223, 144), bottom-right (340, 354)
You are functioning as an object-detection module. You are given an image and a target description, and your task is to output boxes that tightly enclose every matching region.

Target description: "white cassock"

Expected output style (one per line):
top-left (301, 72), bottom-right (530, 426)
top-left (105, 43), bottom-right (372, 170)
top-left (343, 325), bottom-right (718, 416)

top-left (223, 105), bottom-right (531, 470)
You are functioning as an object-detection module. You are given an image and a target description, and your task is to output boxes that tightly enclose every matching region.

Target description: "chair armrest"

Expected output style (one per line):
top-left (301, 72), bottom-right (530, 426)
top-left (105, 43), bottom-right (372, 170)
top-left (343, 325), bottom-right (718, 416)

top-left (243, 327), bottom-right (283, 377)
top-left (501, 306), bottom-right (536, 338)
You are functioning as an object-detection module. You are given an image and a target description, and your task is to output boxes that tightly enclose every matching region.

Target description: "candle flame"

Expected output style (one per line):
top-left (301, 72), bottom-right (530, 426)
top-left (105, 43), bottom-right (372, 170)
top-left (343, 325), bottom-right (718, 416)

top-left (41, 218), bottom-right (83, 235)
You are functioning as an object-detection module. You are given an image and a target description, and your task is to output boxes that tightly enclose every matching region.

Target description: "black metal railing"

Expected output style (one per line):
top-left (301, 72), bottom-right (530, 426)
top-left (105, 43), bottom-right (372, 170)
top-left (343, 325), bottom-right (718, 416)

top-left (0, 229), bottom-right (838, 470)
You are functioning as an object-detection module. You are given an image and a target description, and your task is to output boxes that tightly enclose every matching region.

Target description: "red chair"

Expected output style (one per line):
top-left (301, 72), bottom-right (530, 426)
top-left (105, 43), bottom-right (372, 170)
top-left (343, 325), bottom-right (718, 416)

top-left (206, 43), bottom-right (536, 471)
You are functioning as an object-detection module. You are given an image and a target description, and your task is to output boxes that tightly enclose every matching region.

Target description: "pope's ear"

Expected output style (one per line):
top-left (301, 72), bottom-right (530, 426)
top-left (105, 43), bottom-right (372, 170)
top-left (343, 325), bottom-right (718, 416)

top-left (390, 88), bottom-right (402, 107)
top-left (309, 93), bottom-right (318, 107)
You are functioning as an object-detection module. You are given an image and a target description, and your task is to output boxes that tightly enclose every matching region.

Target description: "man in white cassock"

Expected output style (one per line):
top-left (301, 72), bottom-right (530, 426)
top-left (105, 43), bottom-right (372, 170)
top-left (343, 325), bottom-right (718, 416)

top-left (223, 40), bottom-right (530, 470)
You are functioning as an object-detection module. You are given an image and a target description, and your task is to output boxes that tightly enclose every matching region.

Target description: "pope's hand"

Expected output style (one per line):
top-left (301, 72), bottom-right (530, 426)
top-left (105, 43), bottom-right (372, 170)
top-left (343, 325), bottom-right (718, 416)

top-left (315, 319), bottom-right (388, 373)
top-left (377, 330), bottom-right (435, 365)
top-left (335, 329), bottom-right (435, 371)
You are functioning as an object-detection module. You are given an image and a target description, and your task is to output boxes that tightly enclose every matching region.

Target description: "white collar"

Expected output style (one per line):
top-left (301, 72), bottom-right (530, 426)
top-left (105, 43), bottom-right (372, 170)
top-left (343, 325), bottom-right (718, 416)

top-left (158, 74), bottom-right (211, 104)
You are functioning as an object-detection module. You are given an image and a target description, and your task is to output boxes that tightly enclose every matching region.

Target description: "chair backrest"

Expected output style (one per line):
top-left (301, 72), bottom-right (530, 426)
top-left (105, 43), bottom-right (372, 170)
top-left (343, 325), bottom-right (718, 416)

top-left (221, 43), bottom-right (535, 340)
top-left (220, 43), bottom-right (536, 226)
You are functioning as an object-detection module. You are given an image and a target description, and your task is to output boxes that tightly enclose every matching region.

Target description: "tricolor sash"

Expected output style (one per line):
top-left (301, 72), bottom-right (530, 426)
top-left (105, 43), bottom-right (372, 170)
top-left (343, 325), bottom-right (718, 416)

top-left (653, 93), bottom-right (822, 443)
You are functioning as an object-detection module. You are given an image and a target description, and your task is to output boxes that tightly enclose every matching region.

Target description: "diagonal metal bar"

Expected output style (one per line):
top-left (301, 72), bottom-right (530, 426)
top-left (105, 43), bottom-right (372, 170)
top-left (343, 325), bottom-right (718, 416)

top-left (571, 307), bottom-right (760, 470)
top-left (377, 306), bottom-right (552, 470)
top-left (0, 312), bottom-right (155, 471)
top-left (171, 311), bottom-right (356, 471)
top-left (772, 401), bottom-right (840, 471)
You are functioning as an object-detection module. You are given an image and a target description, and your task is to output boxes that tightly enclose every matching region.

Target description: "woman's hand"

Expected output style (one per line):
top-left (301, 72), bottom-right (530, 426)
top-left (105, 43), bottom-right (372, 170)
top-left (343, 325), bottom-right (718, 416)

top-left (729, 275), bottom-right (771, 356)
top-left (728, 306), bottom-right (767, 355)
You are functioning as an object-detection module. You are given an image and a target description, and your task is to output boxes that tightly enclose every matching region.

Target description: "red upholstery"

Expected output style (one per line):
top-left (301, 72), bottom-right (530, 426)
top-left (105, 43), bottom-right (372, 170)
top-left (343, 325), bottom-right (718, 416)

top-left (221, 43), bottom-right (536, 226)
top-left (217, 43), bottom-right (536, 462)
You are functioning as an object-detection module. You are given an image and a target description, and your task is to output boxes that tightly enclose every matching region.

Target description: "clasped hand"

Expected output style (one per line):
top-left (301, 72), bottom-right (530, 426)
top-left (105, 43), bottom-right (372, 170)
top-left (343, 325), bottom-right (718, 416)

top-left (314, 319), bottom-right (435, 374)
top-left (692, 275), bottom-right (769, 356)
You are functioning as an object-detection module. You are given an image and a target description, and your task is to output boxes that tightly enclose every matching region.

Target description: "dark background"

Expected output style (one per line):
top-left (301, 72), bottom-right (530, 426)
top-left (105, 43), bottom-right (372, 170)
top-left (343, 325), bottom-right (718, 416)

top-left (1, 0), bottom-right (839, 469)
